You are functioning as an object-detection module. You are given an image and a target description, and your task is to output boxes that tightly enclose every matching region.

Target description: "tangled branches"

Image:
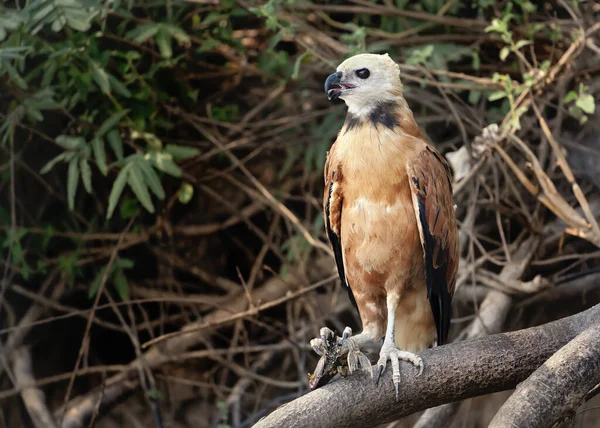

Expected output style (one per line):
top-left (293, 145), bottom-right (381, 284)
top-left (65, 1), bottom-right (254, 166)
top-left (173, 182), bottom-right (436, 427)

top-left (1, 0), bottom-right (600, 427)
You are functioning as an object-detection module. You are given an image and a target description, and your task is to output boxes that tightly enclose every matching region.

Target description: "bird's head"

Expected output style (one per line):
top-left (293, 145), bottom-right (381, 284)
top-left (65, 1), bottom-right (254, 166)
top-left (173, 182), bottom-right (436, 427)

top-left (324, 53), bottom-right (403, 116)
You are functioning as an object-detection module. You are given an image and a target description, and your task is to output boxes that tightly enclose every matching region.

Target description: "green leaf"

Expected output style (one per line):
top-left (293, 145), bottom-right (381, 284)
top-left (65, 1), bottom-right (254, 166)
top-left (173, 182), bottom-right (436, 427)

top-left (36, 259), bottom-right (48, 275)
top-left (89, 266), bottom-right (107, 298)
top-left (128, 165), bottom-right (155, 213)
top-left (468, 90), bottom-right (482, 105)
top-left (41, 61), bottom-right (57, 87)
top-left (576, 94), bottom-right (595, 114)
top-left (56, 135), bottom-right (85, 150)
top-left (64, 6), bottom-right (96, 32)
top-left (471, 52), bottom-right (481, 71)
top-left (499, 46), bottom-right (510, 61)
top-left (5, 63), bottom-right (29, 89)
top-left (92, 138), bottom-right (107, 176)
top-left (127, 22), bottom-right (160, 43)
top-left (132, 130), bottom-right (162, 150)
top-left (108, 75), bottom-right (131, 98)
top-left (292, 51), bottom-right (309, 80)
top-left (521, 1), bottom-right (536, 13)
top-left (107, 130), bottom-right (124, 161)
top-left (488, 90), bottom-right (507, 102)
top-left (406, 44), bottom-right (434, 66)
top-left (119, 197), bottom-right (138, 219)
top-left (113, 271), bottom-right (129, 301)
top-left (563, 91), bottom-right (578, 104)
top-left (80, 158), bottom-right (92, 194)
top-left (514, 39), bottom-right (532, 50)
top-left (97, 109), bottom-right (130, 138)
top-left (41, 225), bottom-right (54, 252)
top-left (163, 24), bottom-right (190, 43)
top-left (148, 152), bottom-right (182, 177)
top-left (90, 61), bottom-right (110, 94)
top-left (155, 28), bottom-right (172, 59)
top-left (107, 164), bottom-right (131, 219)
top-left (40, 152), bottom-right (68, 174)
top-left (178, 182), bottom-right (194, 204)
top-left (137, 159), bottom-right (165, 199)
top-left (485, 18), bottom-right (507, 35)
top-left (116, 258), bottom-right (135, 269)
top-left (164, 144), bottom-right (200, 160)
top-left (67, 157), bottom-right (80, 211)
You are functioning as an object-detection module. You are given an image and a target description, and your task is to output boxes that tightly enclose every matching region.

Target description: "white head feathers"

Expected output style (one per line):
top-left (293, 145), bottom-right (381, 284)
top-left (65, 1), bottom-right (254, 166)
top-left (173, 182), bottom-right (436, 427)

top-left (334, 53), bottom-right (403, 116)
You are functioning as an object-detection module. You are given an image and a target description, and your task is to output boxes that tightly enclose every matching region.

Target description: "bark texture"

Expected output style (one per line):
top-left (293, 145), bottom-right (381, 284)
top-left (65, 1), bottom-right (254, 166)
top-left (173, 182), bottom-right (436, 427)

top-left (489, 322), bottom-right (600, 428)
top-left (254, 303), bottom-right (600, 428)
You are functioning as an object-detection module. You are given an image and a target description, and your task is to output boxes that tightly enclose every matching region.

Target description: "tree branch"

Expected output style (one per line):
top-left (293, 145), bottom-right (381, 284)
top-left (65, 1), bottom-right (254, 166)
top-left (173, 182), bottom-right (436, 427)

top-left (415, 236), bottom-right (537, 427)
top-left (55, 260), bottom-right (333, 428)
top-left (489, 321), bottom-right (600, 428)
top-left (254, 303), bottom-right (600, 428)
top-left (13, 346), bottom-right (58, 428)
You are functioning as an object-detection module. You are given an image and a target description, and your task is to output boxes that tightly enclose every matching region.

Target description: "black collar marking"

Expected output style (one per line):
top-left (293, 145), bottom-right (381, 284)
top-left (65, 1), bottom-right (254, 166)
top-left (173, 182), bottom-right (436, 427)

top-left (343, 101), bottom-right (399, 133)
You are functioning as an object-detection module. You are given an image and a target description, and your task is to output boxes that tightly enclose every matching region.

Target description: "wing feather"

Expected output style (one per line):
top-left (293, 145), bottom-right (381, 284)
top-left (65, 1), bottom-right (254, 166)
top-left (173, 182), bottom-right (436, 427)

top-left (408, 146), bottom-right (459, 345)
top-left (324, 153), bottom-right (358, 312)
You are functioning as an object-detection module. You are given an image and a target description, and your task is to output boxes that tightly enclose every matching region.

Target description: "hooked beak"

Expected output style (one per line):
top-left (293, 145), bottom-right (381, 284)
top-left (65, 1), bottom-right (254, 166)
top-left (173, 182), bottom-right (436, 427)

top-left (324, 72), bottom-right (356, 101)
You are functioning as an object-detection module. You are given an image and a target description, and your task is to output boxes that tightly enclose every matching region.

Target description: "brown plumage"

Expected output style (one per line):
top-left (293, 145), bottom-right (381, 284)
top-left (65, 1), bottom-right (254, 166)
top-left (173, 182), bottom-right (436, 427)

top-left (311, 53), bottom-right (459, 394)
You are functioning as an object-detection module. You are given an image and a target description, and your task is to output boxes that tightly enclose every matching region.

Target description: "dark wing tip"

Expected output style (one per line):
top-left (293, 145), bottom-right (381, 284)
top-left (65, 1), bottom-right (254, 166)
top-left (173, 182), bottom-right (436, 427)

top-left (416, 182), bottom-right (453, 346)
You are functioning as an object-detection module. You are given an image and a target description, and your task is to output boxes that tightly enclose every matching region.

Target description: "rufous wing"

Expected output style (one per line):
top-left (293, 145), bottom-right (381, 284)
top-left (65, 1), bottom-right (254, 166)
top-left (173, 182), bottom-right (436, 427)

top-left (323, 151), bottom-right (358, 312)
top-left (407, 145), bottom-right (459, 345)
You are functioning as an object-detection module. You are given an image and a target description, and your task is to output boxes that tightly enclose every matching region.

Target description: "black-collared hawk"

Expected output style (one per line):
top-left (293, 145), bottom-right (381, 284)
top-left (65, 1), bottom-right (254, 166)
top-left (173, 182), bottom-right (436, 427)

top-left (310, 53), bottom-right (459, 395)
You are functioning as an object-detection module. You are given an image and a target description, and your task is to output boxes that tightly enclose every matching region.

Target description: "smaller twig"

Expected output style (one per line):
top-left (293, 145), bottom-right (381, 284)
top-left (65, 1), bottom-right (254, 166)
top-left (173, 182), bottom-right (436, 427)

top-left (179, 110), bottom-right (333, 255)
top-left (58, 217), bottom-right (135, 425)
top-left (532, 101), bottom-right (600, 245)
top-left (141, 274), bottom-right (336, 348)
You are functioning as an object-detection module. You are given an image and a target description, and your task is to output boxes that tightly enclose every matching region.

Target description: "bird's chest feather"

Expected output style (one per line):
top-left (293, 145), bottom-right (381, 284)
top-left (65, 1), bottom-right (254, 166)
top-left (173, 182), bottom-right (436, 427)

top-left (334, 127), bottom-right (423, 290)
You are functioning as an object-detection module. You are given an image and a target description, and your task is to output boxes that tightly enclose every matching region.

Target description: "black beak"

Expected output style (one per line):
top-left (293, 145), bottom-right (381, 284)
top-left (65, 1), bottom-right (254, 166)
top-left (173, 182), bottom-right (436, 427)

top-left (324, 72), bottom-right (342, 101)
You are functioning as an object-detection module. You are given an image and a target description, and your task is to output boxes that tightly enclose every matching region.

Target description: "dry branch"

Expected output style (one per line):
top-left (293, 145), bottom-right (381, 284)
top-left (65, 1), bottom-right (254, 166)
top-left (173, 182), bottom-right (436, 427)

top-left (489, 321), bottom-right (600, 428)
top-left (254, 303), bottom-right (600, 428)
top-left (55, 260), bottom-right (333, 428)
top-left (13, 347), bottom-right (58, 428)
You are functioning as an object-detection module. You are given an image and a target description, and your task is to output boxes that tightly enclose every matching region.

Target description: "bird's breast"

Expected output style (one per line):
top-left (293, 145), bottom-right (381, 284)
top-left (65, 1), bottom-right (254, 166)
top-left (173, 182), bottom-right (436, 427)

top-left (332, 121), bottom-right (425, 293)
top-left (340, 170), bottom-right (422, 294)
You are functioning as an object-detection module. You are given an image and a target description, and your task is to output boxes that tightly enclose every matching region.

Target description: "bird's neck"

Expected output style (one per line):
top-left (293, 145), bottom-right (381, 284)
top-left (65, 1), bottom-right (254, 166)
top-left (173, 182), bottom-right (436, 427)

top-left (342, 96), bottom-right (425, 140)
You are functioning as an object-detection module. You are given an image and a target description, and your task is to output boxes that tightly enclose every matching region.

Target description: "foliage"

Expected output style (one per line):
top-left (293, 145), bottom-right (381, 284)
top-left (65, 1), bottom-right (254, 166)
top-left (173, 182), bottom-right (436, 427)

top-left (564, 84), bottom-right (596, 124)
top-left (1, 0), bottom-right (596, 299)
top-left (1, 2), bottom-right (599, 424)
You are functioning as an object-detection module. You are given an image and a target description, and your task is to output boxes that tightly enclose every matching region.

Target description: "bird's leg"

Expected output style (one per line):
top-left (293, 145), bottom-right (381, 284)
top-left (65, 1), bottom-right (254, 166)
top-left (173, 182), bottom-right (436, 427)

top-left (375, 294), bottom-right (424, 400)
top-left (310, 326), bottom-right (375, 375)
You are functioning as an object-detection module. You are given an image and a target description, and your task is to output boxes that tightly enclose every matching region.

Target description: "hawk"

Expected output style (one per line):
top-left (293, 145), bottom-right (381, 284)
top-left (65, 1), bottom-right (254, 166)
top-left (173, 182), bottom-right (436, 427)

top-left (310, 53), bottom-right (459, 395)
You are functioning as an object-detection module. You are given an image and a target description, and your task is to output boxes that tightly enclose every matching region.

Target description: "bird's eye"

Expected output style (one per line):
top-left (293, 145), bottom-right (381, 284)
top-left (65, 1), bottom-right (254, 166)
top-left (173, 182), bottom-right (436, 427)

top-left (355, 68), bottom-right (370, 79)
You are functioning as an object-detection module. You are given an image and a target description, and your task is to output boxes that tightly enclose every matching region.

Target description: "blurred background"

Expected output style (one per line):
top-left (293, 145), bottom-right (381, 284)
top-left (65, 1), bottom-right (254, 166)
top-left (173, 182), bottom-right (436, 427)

top-left (1, 0), bottom-right (600, 427)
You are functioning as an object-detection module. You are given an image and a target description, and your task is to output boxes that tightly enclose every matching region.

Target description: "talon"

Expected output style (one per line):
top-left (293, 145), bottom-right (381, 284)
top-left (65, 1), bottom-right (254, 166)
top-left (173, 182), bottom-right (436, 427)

top-left (310, 338), bottom-right (324, 356)
top-left (342, 326), bottom-right (352, 340)
top-left (375, 364), bottom-right (384, 385)
top-left (320, 327), bottom-right (331, 346)
top-left (357, 352), bottom-right (373, 377)
top-left (376, 343), bottom-right (422, 394)
top-left (416, 361), bottom-right (424, 376)
top-left (309, 326), bottom-right (372, 389)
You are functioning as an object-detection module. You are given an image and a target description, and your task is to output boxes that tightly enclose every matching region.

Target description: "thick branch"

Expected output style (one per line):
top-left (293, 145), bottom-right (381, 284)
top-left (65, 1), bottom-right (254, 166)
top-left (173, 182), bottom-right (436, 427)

top-left (254, 303), bottom-right (600, 428)
top-left (489, 322), bottom-right (600, 428)
top-left (13, 347), bottom-right (58, 428)
top-left (415, 236), bottom-right (537, 427)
